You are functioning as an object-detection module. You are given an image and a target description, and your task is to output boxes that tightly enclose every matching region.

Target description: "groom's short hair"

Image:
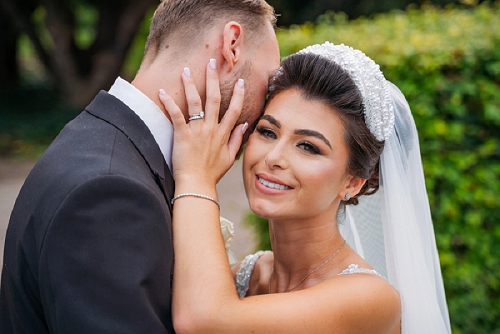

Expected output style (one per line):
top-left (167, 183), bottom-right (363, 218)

top-left (144, 0), bottom-right (276, 59)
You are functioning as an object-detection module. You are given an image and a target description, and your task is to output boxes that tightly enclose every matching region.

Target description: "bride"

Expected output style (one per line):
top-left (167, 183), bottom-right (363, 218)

top-left (159, 42), bottom-right (451, 333)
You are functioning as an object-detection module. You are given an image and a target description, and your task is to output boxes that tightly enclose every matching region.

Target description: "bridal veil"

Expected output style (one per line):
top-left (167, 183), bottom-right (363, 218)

top-left (341, 82), bottom-right (451, 333)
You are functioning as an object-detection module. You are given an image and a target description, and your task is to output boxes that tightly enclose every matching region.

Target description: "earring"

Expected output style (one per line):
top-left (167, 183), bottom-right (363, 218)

top-left (344, 193), bottom-right (351, 201)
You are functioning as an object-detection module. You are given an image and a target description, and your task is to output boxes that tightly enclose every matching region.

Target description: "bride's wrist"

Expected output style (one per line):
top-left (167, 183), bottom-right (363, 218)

top-left (174, 175), bottom-right (218, 198)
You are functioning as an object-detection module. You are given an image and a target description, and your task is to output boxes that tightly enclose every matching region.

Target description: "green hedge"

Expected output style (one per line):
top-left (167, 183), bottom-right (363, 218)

top-left (246, 2), bottom-right (500, 333)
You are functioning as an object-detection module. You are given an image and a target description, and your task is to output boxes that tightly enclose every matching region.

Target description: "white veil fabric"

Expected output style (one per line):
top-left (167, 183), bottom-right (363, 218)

top-left (340, 82), bottom-right (451, 333)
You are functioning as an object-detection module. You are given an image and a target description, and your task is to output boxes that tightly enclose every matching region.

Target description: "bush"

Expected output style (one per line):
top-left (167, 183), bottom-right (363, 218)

top-left (0, 87), bottom-right (81, 157)
top-left (246, 2), bottom-right (500, 333)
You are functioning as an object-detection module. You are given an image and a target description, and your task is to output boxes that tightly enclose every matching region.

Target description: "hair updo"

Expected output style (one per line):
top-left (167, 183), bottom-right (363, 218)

top-left (267, 53), bottom-right (385, 205)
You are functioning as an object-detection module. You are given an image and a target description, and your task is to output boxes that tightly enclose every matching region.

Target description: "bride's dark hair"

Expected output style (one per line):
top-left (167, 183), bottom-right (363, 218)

top-left (267, 53), bottom-right (384, 205)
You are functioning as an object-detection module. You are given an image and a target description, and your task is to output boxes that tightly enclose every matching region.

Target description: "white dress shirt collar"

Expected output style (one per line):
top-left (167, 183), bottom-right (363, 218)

top-left (108, 77), bottom-right (174, 171)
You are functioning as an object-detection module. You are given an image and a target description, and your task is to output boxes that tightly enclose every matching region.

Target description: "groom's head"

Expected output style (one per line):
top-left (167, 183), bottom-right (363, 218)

top-left (141, 0), bottom-right (280, 129)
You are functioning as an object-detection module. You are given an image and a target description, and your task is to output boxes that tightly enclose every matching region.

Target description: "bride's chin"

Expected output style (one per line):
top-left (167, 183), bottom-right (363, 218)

top-left (248, 201), bottom-right (273, 220)
top-left (249, 202), bottom-right (288, 221)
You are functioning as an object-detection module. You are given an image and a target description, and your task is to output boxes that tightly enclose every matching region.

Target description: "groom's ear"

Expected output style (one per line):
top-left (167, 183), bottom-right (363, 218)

top-left (221, 21), bottom-right (243, 72)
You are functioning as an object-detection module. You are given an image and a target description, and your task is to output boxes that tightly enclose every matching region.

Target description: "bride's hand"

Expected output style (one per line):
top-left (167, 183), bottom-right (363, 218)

top-left (159, 59), bottom-right (247, 188)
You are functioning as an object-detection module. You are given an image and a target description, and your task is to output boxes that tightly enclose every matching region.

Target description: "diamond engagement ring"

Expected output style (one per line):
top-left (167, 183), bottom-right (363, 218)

top-left (188, 111), bottom-right (205, 121)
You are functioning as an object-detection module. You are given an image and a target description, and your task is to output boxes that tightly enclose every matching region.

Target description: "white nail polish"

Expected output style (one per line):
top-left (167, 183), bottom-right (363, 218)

top-left (241, 122), bottom-right (249, 133)
top-left (184, 67), bottom-right (191, 77)
top-left (209, 58), bottom-right (216, 70)
top-left (237, 79), bottom-right (244, 89)
top-left (159, 89), bottom-right (166, 96)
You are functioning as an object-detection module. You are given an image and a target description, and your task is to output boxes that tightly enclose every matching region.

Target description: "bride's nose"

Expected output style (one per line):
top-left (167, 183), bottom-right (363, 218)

top-left (264, 142), bottom-right (289, 170)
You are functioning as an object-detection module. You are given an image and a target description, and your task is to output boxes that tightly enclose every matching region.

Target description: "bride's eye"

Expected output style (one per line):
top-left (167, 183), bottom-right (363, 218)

top-left (256, 126), bottom-right (277, 139)
top-left (298, 141), bottom-right (320, 154)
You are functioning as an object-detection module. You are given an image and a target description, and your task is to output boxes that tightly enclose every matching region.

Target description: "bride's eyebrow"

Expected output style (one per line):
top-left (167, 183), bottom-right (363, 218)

top-left (260, 115), bottom-right (332, 150)
top-left (260, 115), bottom-right (280, 128)
top-left (295, 129), bottom-right (332, 150)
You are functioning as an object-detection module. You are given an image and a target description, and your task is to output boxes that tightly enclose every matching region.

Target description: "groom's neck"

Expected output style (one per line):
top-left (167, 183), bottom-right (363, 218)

top-left (132, 43), bottom-right (217, 122)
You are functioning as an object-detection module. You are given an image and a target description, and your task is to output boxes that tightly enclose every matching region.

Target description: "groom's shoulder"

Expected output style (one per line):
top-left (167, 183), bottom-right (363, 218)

top-left (11, 88), bottom-right (161, 218)
top-left (40, 93), bottom-right (153, 178)
top-left (14, 107), bottom-right (158, 223)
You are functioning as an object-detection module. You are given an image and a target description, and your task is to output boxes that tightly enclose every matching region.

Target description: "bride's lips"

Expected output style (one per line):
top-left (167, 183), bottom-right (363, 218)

top-left (254, 174), bottom-right (293, 195)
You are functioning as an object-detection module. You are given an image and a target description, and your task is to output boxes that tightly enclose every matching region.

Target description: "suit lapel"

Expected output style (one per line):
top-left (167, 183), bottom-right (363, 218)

top-left (85, 91), bottom-right (174, 209)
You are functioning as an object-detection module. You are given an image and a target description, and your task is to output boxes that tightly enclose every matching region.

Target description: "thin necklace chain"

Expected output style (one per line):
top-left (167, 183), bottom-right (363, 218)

top-left (269, 239), bottom-right (347, 294)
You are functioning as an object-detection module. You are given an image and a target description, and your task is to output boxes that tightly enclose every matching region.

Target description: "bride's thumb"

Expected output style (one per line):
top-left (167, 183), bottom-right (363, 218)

top-left (227, 122), bottom-right (248, 163)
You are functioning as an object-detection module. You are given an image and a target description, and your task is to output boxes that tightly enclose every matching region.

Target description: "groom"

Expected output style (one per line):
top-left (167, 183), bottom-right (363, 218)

top-left (0, 0), bottom-right (280, 332)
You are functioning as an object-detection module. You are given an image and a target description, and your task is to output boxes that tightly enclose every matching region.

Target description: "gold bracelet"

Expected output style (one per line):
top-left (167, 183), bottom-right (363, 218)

top-left (170, 193), bottom-right (220, 211)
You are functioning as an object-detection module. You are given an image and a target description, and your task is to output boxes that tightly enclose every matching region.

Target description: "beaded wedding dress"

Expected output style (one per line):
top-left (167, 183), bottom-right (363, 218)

top-left (235, 251), bottom-right (383, 299)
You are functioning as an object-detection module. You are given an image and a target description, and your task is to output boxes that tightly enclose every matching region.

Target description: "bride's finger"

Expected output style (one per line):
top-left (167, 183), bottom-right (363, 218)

top-left (219, 79), bottom-right (244, 134)
top-left (227, 122), bottom-right (248, 164)
top-left (181, 67), bottom-right (204, 119)
top-left (204, 58), bottom-right (220, 125)
top-left (159, 89), bottom-right (187, 130)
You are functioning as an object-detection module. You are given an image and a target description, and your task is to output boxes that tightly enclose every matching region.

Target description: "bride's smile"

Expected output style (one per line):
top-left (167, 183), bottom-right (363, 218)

top-left (256, 174), bottom-right (293, 191)
top-left (243, 88), bottom-right (354, 221)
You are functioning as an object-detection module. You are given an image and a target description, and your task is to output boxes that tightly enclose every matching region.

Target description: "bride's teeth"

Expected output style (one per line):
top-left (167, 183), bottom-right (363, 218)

top-left (258, 177), bottom-right (290, 190)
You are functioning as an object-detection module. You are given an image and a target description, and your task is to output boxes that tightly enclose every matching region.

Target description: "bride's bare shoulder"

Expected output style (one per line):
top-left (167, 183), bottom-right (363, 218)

top-left (319, 272), bottom-right (401, 333)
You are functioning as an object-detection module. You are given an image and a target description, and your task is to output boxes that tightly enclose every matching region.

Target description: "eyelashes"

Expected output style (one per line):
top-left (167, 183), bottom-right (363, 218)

top-left (256, 126), bottom-right (276, 139)
top-left (297, 142), bottom-right (320, 154)
top-left (255, 126), bottom-right (322, 155)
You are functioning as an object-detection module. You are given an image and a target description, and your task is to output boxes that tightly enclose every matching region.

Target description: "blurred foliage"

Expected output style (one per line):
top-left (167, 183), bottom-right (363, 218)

top-left (246, 2), bottom-right (500, 333)
top-left (122, 8), bottom-right (155, 80)
top-left (1, 0), bottom-right (157, 107)
top-left (0, 4), bottom-right (155, 157)
top-left (0, 87), bottom-right (80, 157)
top-left (267, 0), bottom-right (485, 26)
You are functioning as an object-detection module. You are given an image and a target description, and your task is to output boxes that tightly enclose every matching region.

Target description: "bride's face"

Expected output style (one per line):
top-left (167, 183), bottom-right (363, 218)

top-left (243, 89), bottom-right (351, 221)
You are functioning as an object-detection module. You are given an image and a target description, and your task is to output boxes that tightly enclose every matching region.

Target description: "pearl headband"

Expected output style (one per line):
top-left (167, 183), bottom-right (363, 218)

top-left (275, 42), bottom-right (395, 141)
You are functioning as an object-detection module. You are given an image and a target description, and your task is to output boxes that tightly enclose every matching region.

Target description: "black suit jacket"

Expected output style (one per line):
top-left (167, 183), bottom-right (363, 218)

top-left (0, 91), bottom-right (175, 333)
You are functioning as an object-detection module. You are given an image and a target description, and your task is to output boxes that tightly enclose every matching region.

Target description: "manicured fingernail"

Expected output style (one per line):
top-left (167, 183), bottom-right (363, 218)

top-left (237, 78), bottom-right (244, 89)
top-left (159, 88), bottom-right (166, 96)
top-left (209, 58), bottom-right (216, 70)
top-left (241, 122), bottom-right (249, 133)
top-left (184, 67), bottom-right (191, 77)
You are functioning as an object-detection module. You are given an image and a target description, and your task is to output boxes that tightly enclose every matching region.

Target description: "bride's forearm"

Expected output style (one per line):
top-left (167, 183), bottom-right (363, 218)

top-left (171, 182), bottom-right (239, 333)
top-left (162, 63), bottom-right (248, 332)
top-left (170, 182), bottom-right (402, 334)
